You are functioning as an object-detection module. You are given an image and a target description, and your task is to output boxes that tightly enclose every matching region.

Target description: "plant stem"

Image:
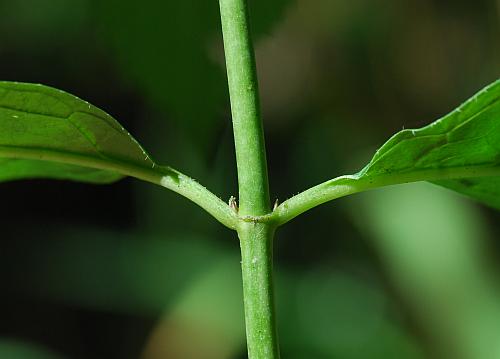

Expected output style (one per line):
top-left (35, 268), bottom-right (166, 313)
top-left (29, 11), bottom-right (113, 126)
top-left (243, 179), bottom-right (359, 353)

top-left (219, 0), bottom-right (280, 357)
top-left (239, 222), bottom-right (279, 358)
top-left (219, 0), bottom-right (270, 216)
top-left (272, 164), bottom-right (500, 226)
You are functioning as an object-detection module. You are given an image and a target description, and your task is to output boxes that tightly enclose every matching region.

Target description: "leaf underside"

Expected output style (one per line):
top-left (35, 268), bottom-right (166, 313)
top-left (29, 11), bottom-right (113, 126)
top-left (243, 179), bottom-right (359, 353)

top-left (0, 81), bottom-right (155, 183)
top-left (357, 79), bottom-right (500, 209)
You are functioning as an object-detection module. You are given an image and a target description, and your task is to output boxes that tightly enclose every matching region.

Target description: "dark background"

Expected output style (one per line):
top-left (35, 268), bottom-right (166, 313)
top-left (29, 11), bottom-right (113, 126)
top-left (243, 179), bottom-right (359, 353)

top-left (0, 0), bottom-right (499, 358)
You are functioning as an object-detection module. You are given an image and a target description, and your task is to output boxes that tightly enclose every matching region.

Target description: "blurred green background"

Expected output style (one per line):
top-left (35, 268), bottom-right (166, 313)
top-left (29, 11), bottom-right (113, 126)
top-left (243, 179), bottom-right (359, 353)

top-left (0, 0), bottom-right (499, 358)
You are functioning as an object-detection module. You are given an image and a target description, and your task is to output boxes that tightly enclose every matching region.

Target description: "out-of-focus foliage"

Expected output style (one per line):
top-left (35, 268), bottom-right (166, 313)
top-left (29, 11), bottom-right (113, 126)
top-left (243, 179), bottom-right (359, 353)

top-left (93, 0), bottom-right (292, 152)
top-left (0, 228), bottom-right (424, 358)
top-left (278, 270), bottom-right (423, 359)
top-left (0, 340), bottom-right (63, 359)
top-left (0, 0), bottom-right (88, 49)
top-left (0, 0), bottom-right (498, 358)
top-left (352, 182), bottom-right (500, 359)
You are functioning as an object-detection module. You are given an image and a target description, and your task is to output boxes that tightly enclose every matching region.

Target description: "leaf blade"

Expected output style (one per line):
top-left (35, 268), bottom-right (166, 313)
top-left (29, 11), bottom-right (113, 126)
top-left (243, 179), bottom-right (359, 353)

top-left (360, 79), bottom-right (500, 179)
top-left (0, 81), bottom-right (154, 183)
top-left (358, 79), bottom-right (500, 208)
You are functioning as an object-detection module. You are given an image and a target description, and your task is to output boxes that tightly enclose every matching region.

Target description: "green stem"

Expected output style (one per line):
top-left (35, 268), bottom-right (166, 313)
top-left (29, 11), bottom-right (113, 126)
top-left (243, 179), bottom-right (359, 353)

top-left (239, 222), bottom-right (279, 359)
top-left (272, 165), bottom-right (500, 226)
top-left (219, 0), bottom-right (280, 357)
top-left (219, 0), bottom-right (270, 216)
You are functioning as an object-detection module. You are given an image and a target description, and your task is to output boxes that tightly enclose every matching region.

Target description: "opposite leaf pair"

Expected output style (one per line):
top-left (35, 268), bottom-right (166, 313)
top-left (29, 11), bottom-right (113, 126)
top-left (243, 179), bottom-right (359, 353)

top-left (0, 79), bottom-right (499, 227)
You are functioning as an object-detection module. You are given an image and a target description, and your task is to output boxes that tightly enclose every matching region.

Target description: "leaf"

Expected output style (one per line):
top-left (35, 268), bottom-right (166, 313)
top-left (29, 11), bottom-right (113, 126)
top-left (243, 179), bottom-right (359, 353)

top-left (0, 81), bottom-right (155, 183)
top-left (0, 82), bottom-right (237, 229)
top-left (358, 79), bottom-right (500, 208)
top-left (275, 79), bottom-right (500, 225)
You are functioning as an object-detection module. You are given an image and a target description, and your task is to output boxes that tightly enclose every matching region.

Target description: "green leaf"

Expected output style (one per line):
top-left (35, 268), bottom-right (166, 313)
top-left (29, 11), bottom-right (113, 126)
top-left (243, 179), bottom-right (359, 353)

top-left (0, 81), bottom-right (155, 183)
top-left (274, 79), bottom-right (500, 225)
top-left (0, 81), bottom-right (237, 229)
top-left (359, 79), bottom-right (500, 208)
